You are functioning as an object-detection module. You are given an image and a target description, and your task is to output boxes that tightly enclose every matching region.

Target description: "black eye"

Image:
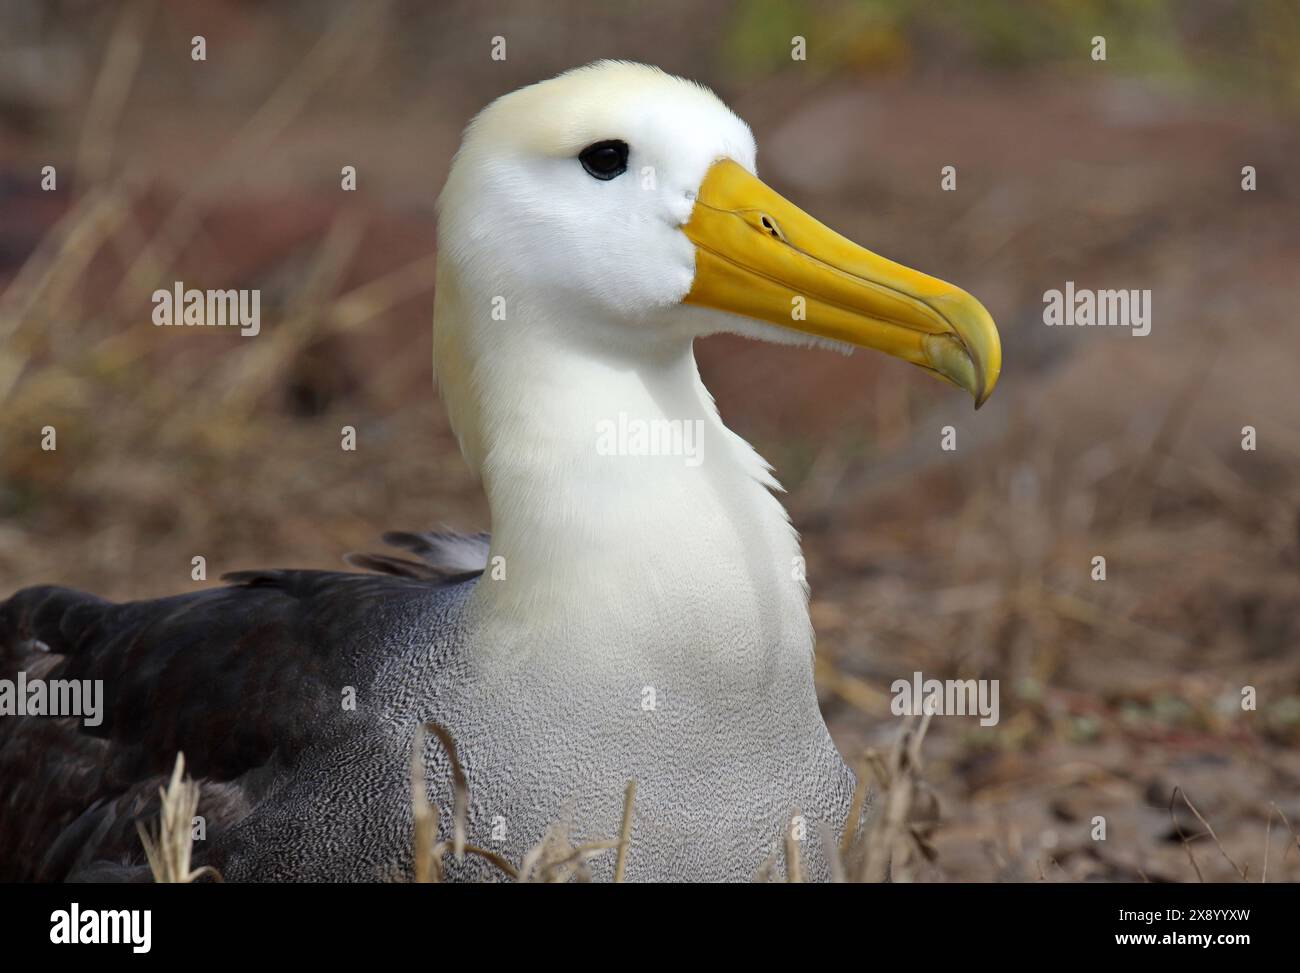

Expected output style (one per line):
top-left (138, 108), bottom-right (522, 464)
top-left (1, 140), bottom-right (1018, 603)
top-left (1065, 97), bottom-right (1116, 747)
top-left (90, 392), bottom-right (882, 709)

top-left (579, 140), bottom-right (629, 180)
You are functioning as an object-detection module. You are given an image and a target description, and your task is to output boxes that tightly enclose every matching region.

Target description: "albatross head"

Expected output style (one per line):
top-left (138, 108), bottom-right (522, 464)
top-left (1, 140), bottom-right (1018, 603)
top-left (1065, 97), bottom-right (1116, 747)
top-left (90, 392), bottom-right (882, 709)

top-left (433, 61), bottom-right (1001, 641)
top-left (436, 60), bottom-right (999, 419)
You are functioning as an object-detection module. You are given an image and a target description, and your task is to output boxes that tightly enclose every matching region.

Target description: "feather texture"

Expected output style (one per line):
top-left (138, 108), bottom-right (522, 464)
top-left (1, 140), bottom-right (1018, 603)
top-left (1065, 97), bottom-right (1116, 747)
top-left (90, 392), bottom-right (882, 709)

top-left (0, 533), bottom-right (484, 881)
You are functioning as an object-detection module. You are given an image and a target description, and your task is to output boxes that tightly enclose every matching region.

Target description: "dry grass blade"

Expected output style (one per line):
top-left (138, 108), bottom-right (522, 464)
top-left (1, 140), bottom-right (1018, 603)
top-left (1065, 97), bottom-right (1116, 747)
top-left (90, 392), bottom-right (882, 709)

top-left (517, 794), bottom-right (633, 883)
top-left (820, 820), bottom-right (846, 883)
top-left (785, 810), bottom-right (804, 883)
top-left (409, 721), bottom-right (518, 881)
top-left (213, 214), bottom-right (365, 422)
top-left (0, 190), bottom-right (131, 404)
top-left (531, 838), bottom-right (621, 883)
top-left (755, 853), bottom-right (781, 882)
top-left (1262, 802), bottom-right (1300, 884)
top-left (839, 753), bottom-right (871, 860)
top-left (410, 723), bottom-right (441, 883)
top-left (136, 752), bottom-right (221, 883)
top-left (423, 720), bottom-right (468, 861)
top-left (1168, 786), bottom-right (1206, 883)
top-left (1170, 787), bottom-right (1248, 881)
top-left (1272, 803), bottom-right (1300, 860)
top-left (516, 825), bottom-right (561, 883)
top-left (1266, 803), bottom-right (1300, 884)
top-left (454, 843), bottom-right (519, 880)
top-left (413, 719), bottom-right (636, 883)
top-left (614, 779), bottom-right (637, 883)
top-left (76, 0), bottom-right (157, 185)
top-left (858, 711), bottom-right (933, 883)
top-left (328, 252), bottom-right (439, 333)
top-left (1263, 805), bottom-right (1273, 884)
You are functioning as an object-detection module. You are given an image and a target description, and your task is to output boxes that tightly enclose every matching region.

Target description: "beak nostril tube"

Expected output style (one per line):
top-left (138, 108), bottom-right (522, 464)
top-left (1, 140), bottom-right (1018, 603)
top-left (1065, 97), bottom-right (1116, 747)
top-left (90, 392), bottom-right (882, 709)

top-left (759, 214), bottom-right (783, 241)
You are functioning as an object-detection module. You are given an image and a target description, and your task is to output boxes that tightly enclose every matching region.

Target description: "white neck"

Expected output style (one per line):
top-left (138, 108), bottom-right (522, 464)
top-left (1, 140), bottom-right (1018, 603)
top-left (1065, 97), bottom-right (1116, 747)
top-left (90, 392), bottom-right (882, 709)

top-left (434, 272), bottom-right (813, 678)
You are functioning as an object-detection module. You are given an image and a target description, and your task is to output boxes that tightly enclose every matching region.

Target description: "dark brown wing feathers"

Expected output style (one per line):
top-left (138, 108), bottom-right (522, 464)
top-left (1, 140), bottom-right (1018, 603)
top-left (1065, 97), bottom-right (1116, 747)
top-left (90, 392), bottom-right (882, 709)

top-left (0, 530), bottom-right (485, 880)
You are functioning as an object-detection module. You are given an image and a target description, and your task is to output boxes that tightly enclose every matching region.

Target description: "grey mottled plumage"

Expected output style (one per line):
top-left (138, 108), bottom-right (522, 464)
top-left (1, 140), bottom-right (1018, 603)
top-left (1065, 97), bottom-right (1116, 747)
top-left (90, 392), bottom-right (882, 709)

top-left (0, 531), bottom-right (854, 881)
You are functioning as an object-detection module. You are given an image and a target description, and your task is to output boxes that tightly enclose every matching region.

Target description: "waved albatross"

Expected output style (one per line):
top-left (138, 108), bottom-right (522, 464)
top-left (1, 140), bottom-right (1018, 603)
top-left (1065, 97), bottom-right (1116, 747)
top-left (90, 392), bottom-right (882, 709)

top-left (0, 61), bottom-right (1000, 882)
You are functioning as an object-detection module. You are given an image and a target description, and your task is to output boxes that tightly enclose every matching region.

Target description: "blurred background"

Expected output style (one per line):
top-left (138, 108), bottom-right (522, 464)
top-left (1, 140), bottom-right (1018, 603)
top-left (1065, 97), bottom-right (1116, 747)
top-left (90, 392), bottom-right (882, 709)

top-left (2, 0), bottom-right (1298, 881)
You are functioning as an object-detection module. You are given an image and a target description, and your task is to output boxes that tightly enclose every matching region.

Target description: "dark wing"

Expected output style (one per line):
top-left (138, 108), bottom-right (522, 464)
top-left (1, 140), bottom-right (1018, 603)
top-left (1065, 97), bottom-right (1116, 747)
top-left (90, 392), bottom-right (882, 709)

top-left (0, 530), bottom-right (486, 881)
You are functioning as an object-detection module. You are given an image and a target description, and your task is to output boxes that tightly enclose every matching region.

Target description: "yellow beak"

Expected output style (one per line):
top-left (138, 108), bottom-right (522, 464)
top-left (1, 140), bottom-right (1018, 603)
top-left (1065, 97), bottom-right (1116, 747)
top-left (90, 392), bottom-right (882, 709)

top-left (683, 160), bottom-right (1001, 407)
